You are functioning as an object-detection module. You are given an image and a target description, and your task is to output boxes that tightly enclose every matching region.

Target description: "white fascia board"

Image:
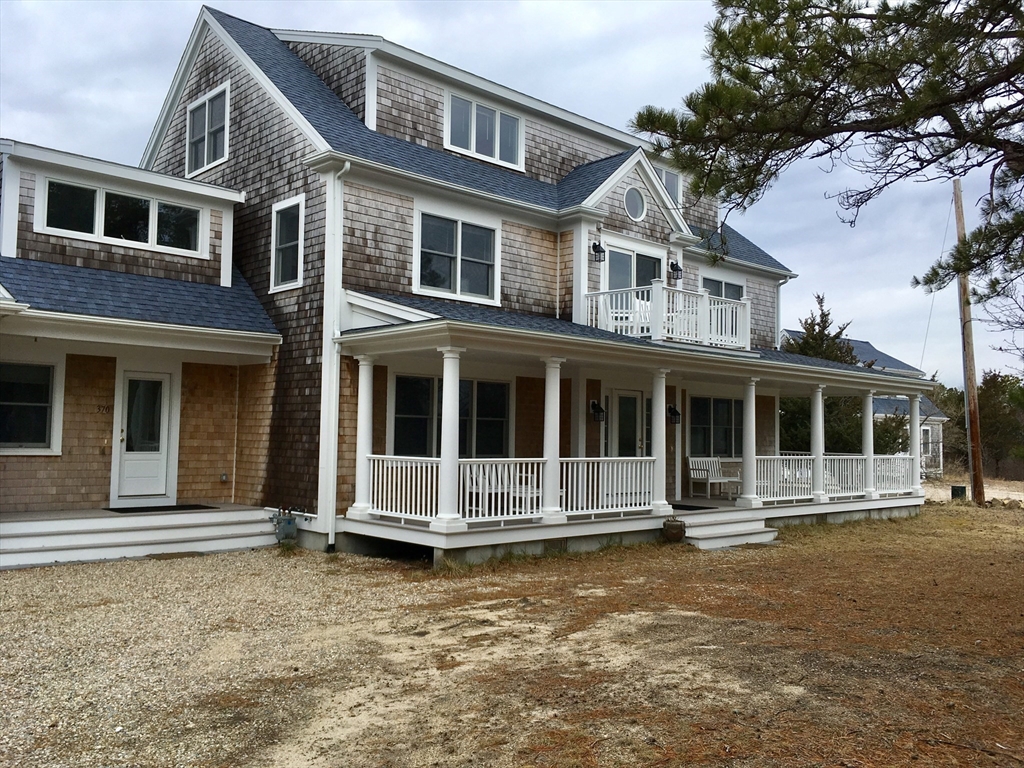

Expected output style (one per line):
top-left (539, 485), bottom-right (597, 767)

top-left (272, 30), bottom-right (647, 152)
top-left (141, 9), bottom-right (330, 171)
top-left (345, 290), bottom-right (438, 323)
top-left (0, 298), bottom-right (31, 316)
top-left (337, 319), bottom-right (935, 395)
top-left (2, 309), bottom-right (281, 358)
top-left (580, 149), bottom-right (692, 237)
top-left (9, 140), bottom-right (244, 204)
top-left (304, 149), bottom-right (559, 220)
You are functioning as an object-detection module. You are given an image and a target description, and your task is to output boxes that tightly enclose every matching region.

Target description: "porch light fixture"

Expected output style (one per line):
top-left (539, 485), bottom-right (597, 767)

top-left (591, 242), bottom-right (606, 262)
top-left (667, 404), bottom-right (682, 424)
top-left (590, 400), bottom-right (606, 422)
top-left (669, 261), bottom-right (683, 281)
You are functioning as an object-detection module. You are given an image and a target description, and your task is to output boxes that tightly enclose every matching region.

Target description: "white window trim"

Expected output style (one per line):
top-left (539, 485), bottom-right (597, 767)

top-left (0, 353), bottom-right (66, 456)
top-left (442, 89), bottom-right (526, 172)
top-left (687, 392), bottom-right (744, 460)
top-left (269, 194), bottom-right (306, 294)
top-left (654, 166), bottom-right (682, 205)
top-left (623, 186), bottom-right (647, 222)
top-left (34, 175), bottom-right (210, 259)
top-left (699, 264), bottom-right (751, 297)
top-left (185, 81), bottom-right (231, 179)
top-left (599, 232), bottom-right (666, 292)
top-left (412, 199), bottom-right (501, 307)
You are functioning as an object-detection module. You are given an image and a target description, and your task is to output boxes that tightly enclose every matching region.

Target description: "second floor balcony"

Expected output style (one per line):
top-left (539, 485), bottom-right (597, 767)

top-left (585, 280), bottom-right (752, 350)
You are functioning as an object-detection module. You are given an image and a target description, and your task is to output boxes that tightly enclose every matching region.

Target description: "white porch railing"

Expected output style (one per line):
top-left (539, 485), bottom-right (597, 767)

top-left (369, 456), bottom-right (440, 519)
top-left (874, 455), bottom-right (914, 494)
top-left (824, 456), bottom-right (866, 498)
top-left (585, 284), bottom-right (750, 349)
top-left (560, 457), bottom-right (654, 514)
top-left (756, 456), bottom-right (813, 502)
top-left (458, 459), bottom-right (545, 521)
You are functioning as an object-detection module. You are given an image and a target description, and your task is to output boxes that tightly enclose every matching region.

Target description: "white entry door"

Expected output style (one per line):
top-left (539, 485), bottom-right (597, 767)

top-left (118, 373), bottom-right (170, 497)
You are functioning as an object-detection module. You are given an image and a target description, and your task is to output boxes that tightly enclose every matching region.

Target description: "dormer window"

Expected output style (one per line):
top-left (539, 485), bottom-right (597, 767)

top-left (39, 179), bottom-right (203, 256)
top-left (186, 83), bottom-right (229, 176)
top-left (445, 93), bottom-right (523, 171)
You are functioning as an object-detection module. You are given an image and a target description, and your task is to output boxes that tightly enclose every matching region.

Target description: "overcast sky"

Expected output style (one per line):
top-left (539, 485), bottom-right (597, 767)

top-left (0, 0), bottom-right (1014, 387)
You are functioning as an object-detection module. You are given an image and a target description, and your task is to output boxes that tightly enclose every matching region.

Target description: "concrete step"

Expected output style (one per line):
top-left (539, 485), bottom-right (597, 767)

top-left (671, 507), bottom-right (765, 525)
top-left (0, 507), bottom-right (274, 536)
top-left (684, 527), bottom-right (778, 550)
top-left (682, 516), bottom-right (770, 537)
top-left (1, 519), bottom-right (275, 553)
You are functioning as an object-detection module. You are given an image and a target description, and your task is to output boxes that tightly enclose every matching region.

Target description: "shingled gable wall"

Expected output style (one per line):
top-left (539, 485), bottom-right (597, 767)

top-left (285, 42), bottom-right (367, 123)
top-left (10, 170), bottom-right (224, 284)
top-left (150, 28), bottom-right (326, 511)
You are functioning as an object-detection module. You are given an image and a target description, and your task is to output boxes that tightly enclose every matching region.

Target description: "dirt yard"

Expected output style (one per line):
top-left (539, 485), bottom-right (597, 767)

top-left (2, 498), bottom-right (1022, 767)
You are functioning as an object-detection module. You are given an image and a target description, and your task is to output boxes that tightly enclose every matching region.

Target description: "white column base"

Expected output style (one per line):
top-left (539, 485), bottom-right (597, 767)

top-left (911, 486), bottom-right (924, 497)
top-left (346, 504), bottom-right (373, 520)
top-left (735, 495), bottom-right (763, 508)
top-left (863, 490), bottom-right (880, 500)
top-left (429, 516), bottom-right (468, 533)
top-left (813, 491), bottom-right (830, 503)
top-left (651, 501), bottom-right (675, 517)
top-left (541, 508), bottom-right (568, 524)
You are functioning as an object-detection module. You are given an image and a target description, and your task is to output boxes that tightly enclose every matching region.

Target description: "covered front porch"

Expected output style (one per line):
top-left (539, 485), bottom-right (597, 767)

top-left (328, 314), bottom-right (927, 560)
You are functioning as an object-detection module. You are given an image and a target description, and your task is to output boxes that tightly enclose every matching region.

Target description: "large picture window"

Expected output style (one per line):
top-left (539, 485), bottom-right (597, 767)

top-left (0, 363), bottom-right (54, 449)
top-left (393, 375), bottom-right (509, 459)
top-left (690, 396), bottom-right (743, 458)
top-left (446, 93), bottom-right (522, 169)
top-left (419, 213), bottom-right (496, 300)
top-left (187, 83), bottom-right (229, 176)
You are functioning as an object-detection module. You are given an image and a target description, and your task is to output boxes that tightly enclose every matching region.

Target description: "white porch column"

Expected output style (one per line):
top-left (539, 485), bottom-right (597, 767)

top-left (737, 377), bottom-right (762, 508)
top-left (811, 385), bottom-right (829, 502)
top-left (430, 347), bottom-right (468, 532)
top-left (346, 355), bottom-right (376, 520)
top-left (862, 390), bottom-right (878, 499)
top-left (650, 279), bottom-right (665, 342)
top-left (651, 368), bottom-right (672, 515)
top-left (542, 357), bottom-right (567, 523)
top-left (910, 393), bottom-right (923, 496)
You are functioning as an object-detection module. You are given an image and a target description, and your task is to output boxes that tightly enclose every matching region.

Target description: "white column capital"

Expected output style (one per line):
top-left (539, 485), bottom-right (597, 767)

top-left (542, 356), bottom-right (566, 367)
top-left (437, 346), bottom-right (466, 358)
top-left (355, 354), bottom-right (375, 366)
top-left (652, 368), bottom-right (670, 380)
top-left (747, 377), bottom-right (760, 385)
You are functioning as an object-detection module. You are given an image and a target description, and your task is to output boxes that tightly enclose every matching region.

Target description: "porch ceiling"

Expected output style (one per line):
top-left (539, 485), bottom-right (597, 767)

top-left (337, 319), bottom-right (933, 396)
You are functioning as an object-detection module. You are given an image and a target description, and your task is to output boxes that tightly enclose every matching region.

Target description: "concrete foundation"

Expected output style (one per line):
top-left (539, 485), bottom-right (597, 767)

top-left (432, 528), bottom-right (660, 568)
top-left (767, 504), bottom-right (920, 528)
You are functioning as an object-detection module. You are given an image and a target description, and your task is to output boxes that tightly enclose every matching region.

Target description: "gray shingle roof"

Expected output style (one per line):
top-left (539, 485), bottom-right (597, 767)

top-left (784, 330), bottom-right (923, 375)
top-left (0, 257), bottom-right (280, 335)
top-left (208, 9), bottom-right (787, 275)
top-left (873, 395), bottom-right (947, 420)
top-left (691, 223), bottom-right (792, 274)
top-left (754, 346), bottom-right (909, 379)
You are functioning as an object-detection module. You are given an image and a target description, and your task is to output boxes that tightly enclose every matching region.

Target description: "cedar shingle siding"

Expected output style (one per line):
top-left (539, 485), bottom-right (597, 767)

top-left (288, 42), bottom-right (367, 122)
top-left (151, 29), bottom-right (326, 511)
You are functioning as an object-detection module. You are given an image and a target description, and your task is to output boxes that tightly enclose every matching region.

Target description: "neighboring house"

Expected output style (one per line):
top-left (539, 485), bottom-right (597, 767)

top-left (783, 330), bottom-right (948, 476)
top-left (0, 7), bottom-right (936, 567)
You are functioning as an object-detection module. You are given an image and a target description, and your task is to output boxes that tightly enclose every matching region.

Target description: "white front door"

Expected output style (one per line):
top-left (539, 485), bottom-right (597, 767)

top-left (118, 372), bottom-right (170, 497)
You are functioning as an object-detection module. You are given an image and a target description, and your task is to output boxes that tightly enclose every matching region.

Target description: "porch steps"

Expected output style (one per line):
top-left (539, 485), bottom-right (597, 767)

top-left (0, 507), bottom-right (277, 569)
top-left (671, 506), bottom-right (779, 550)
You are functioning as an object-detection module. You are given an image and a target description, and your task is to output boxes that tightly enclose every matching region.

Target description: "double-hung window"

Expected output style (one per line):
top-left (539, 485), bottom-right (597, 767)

top-left (690, 396), bottom-right (743, 458)
top-left (655, 167), bottom-right (681, 204)
top-left (0, 363), bottom-right (55, 450)
top-left (446, 93), bottom-right (522, 170)
top-left (187, 83), bottom-right (229, 176)
top-left (393, 376), bottom-right (509, 458)
top-left (270, 195), bottom-right (304, 292)
top-left (419, 213), bottom-right (496, 301)
top-left (42, 180), bottom-right (202, 255)
top-left (702, 277), bottom-right (744, 300)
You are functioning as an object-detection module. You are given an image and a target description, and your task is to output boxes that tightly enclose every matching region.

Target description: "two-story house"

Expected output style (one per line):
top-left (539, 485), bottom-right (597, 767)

top-left (0, 7), bottom-right (935, 568)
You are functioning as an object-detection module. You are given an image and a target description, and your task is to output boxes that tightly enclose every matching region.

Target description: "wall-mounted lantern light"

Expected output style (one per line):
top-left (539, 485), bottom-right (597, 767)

top-left (592, 242), bottom-right (606, 262)
top-left (667, 404), bottom-right (682, 424)
top-left (669, 261), bottom-right (684, 281)
top-left (590, 400), bottom-right (606, 422)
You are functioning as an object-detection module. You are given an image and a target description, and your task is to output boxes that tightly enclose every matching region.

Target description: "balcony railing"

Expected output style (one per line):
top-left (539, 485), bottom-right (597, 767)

top-left (585, 280), bottom-right (751, 350)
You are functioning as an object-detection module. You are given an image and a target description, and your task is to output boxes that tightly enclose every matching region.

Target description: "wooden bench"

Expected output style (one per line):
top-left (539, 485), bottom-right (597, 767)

top-left (688, 457), bottom-right (742, 500)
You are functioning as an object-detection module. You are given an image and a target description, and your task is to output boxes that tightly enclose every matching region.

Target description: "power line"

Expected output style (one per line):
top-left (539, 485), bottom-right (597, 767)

top-left (920, 196), bottom-right (954, 371)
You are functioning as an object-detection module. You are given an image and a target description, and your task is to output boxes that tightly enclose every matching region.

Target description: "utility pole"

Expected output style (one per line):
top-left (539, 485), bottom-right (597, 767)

top-left (953, 179), bottom-right (985, 506)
